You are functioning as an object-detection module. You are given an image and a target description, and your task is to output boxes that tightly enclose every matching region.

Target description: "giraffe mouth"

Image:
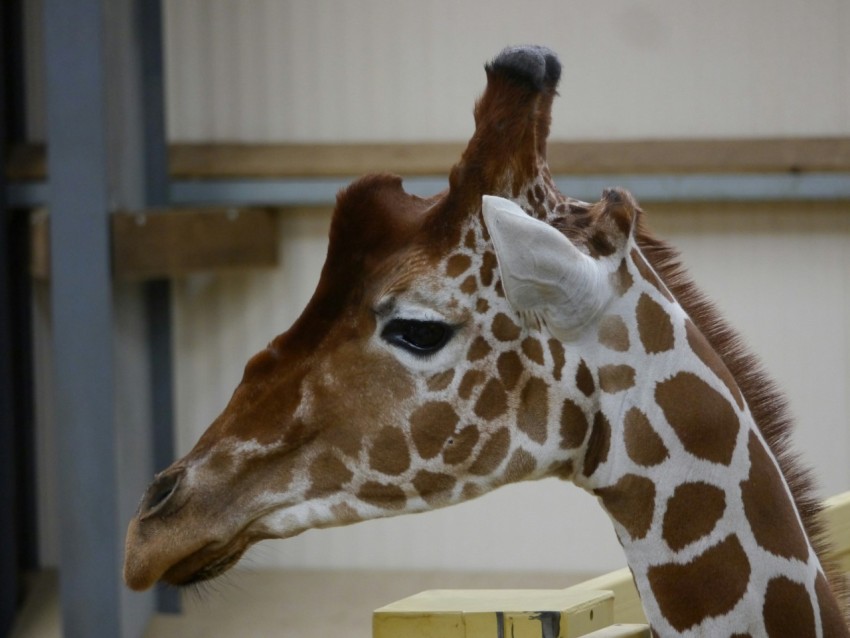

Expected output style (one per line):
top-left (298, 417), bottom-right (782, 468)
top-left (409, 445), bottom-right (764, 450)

top-left (160, 535), bottom-right (255, 587)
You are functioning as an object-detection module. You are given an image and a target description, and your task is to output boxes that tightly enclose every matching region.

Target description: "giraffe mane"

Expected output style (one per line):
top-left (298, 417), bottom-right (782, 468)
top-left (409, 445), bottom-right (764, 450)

top-left (634, 218), bottom-right (850, 623)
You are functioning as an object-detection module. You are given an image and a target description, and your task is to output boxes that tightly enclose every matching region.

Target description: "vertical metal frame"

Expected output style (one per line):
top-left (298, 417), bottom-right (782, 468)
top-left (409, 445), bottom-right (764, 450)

top-left (43, 0), bottom-right (159, 634)
top-left (1, 0), bottom-right (38, 633)
top-left (138, 0), bottom-right (180, 615)
top-left (0, 12), bottom-right (18, 633)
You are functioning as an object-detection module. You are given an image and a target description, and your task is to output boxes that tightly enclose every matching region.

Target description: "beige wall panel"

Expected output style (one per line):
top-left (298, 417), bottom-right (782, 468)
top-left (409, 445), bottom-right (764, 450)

top-left (164, 0), bottom-right (850, 142)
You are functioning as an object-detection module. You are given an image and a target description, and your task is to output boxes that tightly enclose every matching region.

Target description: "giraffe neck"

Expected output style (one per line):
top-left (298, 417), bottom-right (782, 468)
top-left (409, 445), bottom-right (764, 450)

top-left (575, 250), bottom-right (845, 637)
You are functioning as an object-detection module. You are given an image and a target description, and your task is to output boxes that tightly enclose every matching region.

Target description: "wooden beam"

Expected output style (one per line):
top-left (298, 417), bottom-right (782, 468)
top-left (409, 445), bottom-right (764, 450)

top-left (169, 142), bottom-right (467, 179)
top-left (8, 138), bottom-right (850, 181)
top-left (30, 207), bottom-right (278, 281)
top-left (111, 207), bottom-right (277, 280)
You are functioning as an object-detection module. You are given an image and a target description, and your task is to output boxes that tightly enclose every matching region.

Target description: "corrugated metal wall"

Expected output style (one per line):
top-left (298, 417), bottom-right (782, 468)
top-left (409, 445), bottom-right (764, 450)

top-left (27, 0), bottom-right (850, 574)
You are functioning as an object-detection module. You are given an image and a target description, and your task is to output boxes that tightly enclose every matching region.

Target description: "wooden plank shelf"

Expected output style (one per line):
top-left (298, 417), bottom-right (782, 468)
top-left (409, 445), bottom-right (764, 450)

top-left (8, 138), bottom-right (850, 182)
top-left (29, 207), bottom-right (278, 281)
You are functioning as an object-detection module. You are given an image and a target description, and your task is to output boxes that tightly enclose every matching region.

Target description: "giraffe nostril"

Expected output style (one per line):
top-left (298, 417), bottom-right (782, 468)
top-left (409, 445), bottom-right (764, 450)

top-left (140, 469), bottom-right (183, 520)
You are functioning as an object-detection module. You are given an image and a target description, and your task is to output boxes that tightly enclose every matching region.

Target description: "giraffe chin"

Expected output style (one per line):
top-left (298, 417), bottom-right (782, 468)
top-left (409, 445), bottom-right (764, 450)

top-left (159, 536), bottom-right (254, 588)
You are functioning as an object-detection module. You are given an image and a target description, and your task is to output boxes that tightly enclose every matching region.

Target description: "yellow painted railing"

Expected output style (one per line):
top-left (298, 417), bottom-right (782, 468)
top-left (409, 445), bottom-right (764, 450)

top-left (373, 491), bottom-right (850, 638)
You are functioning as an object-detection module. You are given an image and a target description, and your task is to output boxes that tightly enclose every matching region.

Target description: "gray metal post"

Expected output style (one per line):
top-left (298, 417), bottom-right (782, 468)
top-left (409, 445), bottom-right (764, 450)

top-left (137, 0), bottom-right (180, 614)
top-left (43, 0), bottom-right (156, 635)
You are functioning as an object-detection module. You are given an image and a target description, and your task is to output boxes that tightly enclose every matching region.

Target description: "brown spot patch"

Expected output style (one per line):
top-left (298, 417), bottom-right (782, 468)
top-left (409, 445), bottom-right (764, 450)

top-left (560, 399), bottom-right (589, 449)
top-left (461, 482), bottom-right (482, 500)
top-left (740, 430), bottom-right (810, 561)
top-left (445, 253), bottom-right (472, 278)
top-left (358, 481), bottom-right (406, 510)
top-left (598, 364), bottom-right (636, 393)
top-left (458, 369), bottom-right (486, 400)
top-left (576, 359), bottom-right (595, 396)
top-left (330, 502), bottom-right (360, 525)
top-left (467, 336), bottom-right (492, 361)
top-left (497, 351), bottom-right (523, 391)
top-left (521, 337), bottom-right (544, 364)
top-left (460, 275), bottom-right (477, 295)
top-left (412, 470), bottom-right (456, 505)
top-left (553, 459), bottom-right (574, 480)
top-left (598, 315), bottom-right (630, 352)
top-left (306, 452), bottom-right (353, 498)
top-left (534, 184), bottom-right (545, 203)
top-left (504, 448), bottom-right (537, 481)
top-left (476, 297), bottom-right (489, 314)
top-left (517, 377), bottom-right (548, 444)
top-left (464, 229), bottom-right (476, 249)
top-left (631, 248), bottom-right (673, 302)
top-left (469, 428), bottom-right (511, 475)
top-left (595, 474), bottom-right (656, 540)
top-left (369, 426), bottom-right (410, 475)
top-left (647, 534), bottom-right (751, 632)
top-left (426, 369), bottom-right (454, 392)
top-left (662, 482), bottom-right (726, 551)
top-left (614, 257), bottom-right (633, 295)
top-left (623, 408), bottom-right (668, 467)
top-left (636, 293), bottom-right (675, 354)
top-left (589, 230), bottom-right (617, 257)
top-left (685, 320), bottom-right (745, 411)
top-left (583, 412), bottom-right (611, 477)
top-left (410, 402), bottom-right (459, 459)
top-left (480, 251), bottom-right (498, 287)
top-left (474, 378), bottom-right (508, 421)
top-left (442, 425), bottom-right (479, 465)
top-left (492, 313), bottom-right (521, 341)
top-left (548, 339), bottom-right (565, 381)
top-left (655, 372), bottom-right (739, 465)
top-left (815, 570), bottom-right (848, 637)
top-left (763, 576), bottom-right (816, 638)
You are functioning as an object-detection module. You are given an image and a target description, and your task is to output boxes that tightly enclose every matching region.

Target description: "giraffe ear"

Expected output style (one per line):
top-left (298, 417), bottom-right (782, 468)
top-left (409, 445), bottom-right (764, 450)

top-left (482, 195), bottom-right (612, 340)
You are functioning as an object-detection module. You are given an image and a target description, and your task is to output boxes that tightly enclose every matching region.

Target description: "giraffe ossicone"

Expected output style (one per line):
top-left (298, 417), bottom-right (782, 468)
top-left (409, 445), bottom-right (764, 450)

top-left (123, 45), bottom-right (849, 637)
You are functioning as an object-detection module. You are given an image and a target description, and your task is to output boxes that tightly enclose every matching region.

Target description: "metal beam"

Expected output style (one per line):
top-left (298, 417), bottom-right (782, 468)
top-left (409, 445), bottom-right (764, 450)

top-left (43, 0), bottom-right (155, 635)
top-left (8, 171), bottom-right (850, 210)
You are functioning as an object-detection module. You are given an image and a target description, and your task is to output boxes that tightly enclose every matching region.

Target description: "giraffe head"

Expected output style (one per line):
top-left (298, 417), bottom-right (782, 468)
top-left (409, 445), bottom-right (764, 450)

top-left (123, 45), bottom-right (642, 591)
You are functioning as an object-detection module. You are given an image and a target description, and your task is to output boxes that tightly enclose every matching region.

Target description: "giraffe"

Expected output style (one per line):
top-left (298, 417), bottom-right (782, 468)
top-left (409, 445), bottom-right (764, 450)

top-left (123, 46), bottom-right (849, 636)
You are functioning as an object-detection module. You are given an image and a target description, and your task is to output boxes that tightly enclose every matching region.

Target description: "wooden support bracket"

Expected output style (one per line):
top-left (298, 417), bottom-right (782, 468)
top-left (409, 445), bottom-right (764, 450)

top-left (30, 207), bottom-right (278, 281)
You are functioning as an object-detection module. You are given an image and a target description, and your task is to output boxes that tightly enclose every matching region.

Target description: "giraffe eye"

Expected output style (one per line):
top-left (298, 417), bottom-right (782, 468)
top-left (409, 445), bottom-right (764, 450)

top-left (381, 319), bottom-right (453, 356)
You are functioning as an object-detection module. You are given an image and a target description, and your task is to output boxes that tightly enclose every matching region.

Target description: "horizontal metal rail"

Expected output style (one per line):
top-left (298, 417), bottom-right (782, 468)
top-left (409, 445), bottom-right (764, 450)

top-left (7, 172), bottom-right (850, 209)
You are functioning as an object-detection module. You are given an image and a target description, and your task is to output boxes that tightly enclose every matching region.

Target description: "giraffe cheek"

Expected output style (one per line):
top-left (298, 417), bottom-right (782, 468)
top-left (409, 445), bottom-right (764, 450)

top-left (441, 426), bottom-right (479, 465)
top-left (468, 427), bottom-right (511, 476)
top-left (368, 426), bottom-right (411, 476)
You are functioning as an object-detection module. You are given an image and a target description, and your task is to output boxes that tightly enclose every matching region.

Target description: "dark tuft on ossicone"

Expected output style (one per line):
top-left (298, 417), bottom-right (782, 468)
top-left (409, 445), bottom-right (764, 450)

top-left (487, 45), bottom-right (561, 91)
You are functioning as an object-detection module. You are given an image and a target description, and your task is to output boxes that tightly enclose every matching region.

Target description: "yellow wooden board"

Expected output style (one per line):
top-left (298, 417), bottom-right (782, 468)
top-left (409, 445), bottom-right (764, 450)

top-left (823, 491), bottom-right (850, 573)
top-left (563, 568), bottom-right (646, 626)
top-left (373, 589), bottom-right (613, 638)
top-left (583, 625), bottom-right (651, 638)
